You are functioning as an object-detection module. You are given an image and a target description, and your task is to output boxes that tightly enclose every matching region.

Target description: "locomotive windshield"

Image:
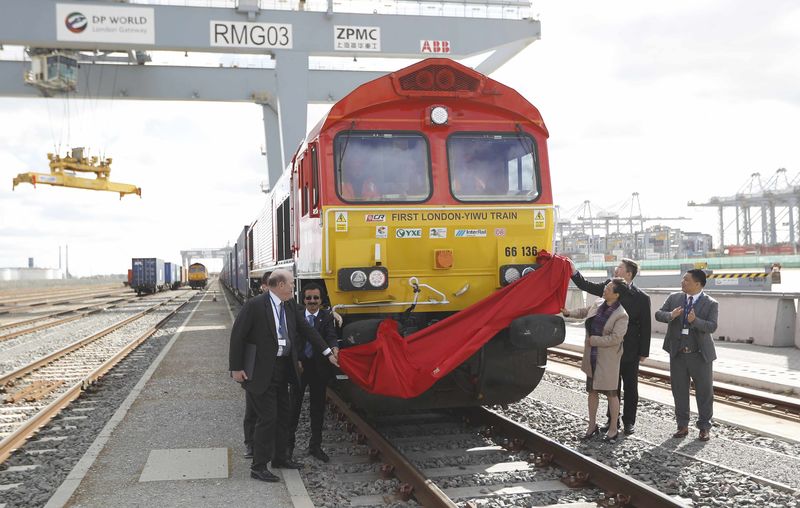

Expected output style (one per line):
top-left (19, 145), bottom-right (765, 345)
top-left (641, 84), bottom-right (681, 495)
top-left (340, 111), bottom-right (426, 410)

top-left (448, 133), bottom-right (539, 202)
top-left (334, 131), bottom-right (431, 202)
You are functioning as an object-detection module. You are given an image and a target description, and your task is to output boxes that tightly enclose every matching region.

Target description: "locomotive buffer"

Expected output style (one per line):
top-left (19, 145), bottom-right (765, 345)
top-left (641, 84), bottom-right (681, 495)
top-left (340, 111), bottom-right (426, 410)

top-left (12, 147), bottom-right (142, 198)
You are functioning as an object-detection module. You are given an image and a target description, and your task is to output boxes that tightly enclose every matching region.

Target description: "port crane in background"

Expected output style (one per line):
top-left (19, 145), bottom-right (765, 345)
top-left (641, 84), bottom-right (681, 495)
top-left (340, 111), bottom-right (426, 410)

top-left (556, 192), bottom-right (693, 260)
top-left (689, 168), bottom-right (800, 254)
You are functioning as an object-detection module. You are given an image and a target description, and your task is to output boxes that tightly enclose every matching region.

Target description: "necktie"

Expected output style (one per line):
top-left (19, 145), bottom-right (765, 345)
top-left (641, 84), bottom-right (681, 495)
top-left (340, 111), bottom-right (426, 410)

top-left (304, 315), bottom-right (315, 358)
top-left (683, 296), bottom-right (694, 327)
top-left (278, 302), bottom-right (287, 339)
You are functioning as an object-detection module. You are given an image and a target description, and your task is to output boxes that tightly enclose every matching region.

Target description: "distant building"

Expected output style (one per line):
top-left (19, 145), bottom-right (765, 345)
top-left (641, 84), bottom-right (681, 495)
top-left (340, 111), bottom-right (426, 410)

top-left (0, 267), bottom-right (65, 281)
top-left (558, 225), bottom-right (714, 261)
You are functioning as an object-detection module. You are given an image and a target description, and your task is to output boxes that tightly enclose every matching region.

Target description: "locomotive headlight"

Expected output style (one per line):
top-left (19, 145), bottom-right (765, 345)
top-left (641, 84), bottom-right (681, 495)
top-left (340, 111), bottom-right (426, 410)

top-left (368, 269), bottom-right (386, 288)
top-left (503, 267), bottom-right (521, 284)
top-left (430, 106), bottom-right (448, 125)
top-left (350, 270), bottom-right (367, 288)
top-left (522, 266), bottom-right (536, 277)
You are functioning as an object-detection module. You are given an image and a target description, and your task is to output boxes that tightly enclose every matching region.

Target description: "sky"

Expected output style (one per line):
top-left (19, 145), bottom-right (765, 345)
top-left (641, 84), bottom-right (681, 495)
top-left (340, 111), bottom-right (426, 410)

top-left (1, 0), bottom-right (799, 276)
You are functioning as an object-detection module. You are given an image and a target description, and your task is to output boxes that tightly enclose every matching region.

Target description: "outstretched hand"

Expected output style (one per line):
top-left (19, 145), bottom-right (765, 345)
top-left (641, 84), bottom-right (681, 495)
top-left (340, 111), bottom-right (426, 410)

top-left (328, 351), bottom-right (339, 367)
top-left (560, 307), bottom-right (570, 317)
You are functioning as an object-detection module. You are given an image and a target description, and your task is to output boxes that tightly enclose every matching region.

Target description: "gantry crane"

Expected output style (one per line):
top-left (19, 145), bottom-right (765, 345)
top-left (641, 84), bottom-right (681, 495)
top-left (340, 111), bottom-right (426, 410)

top-left (12, 147), bottom-right (141, 199)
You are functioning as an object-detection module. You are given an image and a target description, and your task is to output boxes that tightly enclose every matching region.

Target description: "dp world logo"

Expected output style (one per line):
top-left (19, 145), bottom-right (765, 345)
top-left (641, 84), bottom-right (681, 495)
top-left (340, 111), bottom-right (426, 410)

top-left (65, 12), bottom-right (88, 33)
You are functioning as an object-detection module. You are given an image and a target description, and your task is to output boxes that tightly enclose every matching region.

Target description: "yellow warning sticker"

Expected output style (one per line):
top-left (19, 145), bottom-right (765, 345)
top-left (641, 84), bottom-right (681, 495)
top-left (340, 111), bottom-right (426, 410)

top-left (533, 209), bottom-right (546, 230)
top-left (335, 211), bottom-right (348, 232)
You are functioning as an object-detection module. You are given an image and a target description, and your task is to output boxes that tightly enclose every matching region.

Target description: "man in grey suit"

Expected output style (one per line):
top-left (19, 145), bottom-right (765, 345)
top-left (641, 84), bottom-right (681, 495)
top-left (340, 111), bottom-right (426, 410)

top-left (655, 269), bottom-right (718, 441)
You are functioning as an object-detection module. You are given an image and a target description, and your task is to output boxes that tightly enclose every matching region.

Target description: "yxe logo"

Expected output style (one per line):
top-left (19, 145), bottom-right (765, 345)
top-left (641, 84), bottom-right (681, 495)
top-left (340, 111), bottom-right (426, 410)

top-left (65, 12), bottom-right (88, 33)
top-left (395, 228), bottom-right (422, 239)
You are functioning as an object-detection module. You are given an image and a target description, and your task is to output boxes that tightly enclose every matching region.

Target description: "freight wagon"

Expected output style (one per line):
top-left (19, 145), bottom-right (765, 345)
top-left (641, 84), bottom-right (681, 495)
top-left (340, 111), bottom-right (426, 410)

top-left (131, 258), bottom-right (165, 296)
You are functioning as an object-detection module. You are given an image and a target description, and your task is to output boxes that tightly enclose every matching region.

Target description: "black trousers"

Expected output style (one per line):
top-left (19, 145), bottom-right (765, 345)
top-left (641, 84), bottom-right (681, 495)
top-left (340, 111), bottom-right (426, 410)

top-left (289, 357), bottom-right (329, 451)
top-left (243, 394), bottom-right (257, 445)
top-left (606, 359), bottom-right (640, 426)
top-left (246, 357), bottom-right (293, 469)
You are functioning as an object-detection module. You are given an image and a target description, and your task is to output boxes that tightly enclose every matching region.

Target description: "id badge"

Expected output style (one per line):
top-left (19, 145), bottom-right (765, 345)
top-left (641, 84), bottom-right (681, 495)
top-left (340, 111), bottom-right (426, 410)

top-left (278, 338), bottom-right (287, 346)
top-left (681, 328), bottom-right (689, 335)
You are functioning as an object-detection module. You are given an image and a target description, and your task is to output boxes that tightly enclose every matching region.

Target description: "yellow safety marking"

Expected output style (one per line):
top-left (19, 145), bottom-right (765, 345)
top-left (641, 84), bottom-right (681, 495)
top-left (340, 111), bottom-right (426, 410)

top-left (707, 273), bottom-right (768, 278)
top-left (335, 211), bottom-right (348, 232)
top-left (533, 209), bottom-right (546, 230)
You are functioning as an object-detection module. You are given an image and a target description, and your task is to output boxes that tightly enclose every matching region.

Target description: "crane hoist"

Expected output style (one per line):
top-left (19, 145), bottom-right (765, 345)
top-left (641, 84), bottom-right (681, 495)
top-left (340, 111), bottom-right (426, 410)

top-left (12, 147), bottom-right (141, 199)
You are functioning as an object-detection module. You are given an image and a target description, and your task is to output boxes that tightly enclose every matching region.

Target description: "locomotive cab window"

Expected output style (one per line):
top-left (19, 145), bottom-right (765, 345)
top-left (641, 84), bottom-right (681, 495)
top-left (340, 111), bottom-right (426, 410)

top-left (448, 133), bottom-right (539, 202)
top-left (334, 131), bottom-right (431, 203)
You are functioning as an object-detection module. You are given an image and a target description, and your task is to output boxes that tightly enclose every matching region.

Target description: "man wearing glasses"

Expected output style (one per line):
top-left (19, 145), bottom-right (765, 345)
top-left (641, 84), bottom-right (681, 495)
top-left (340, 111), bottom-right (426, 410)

top-left (230, 270), bottom-right (338, 482)
top-left (288, 283), bottom-right (340, 462)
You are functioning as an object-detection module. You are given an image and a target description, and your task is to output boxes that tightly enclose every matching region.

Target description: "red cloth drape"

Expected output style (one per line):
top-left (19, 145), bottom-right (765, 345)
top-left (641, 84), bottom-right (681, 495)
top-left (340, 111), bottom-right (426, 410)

top-left (338, 252), bottom-right (572, 398)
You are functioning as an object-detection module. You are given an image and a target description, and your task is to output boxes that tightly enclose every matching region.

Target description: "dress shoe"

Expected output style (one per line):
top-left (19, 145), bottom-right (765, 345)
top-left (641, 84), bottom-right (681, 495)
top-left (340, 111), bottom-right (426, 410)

top-left (244, 444), bottom-right (254, 459)
top-left (602, 432), bottom-right (618, 443)
top-left (308, 447), bottom-right (330, 463)
top-left (250, 468), bottom-right (279, 482)
top-left (579, 425), bottom-right (600, 441)
top-left (698, 429), bottom-right (711, 441)
top-left (672, 427), bottom-right (689, 438)
top-left (271, 458), bottom-right (303, 469)
top-left (623, 424), bottom-right (635, 435)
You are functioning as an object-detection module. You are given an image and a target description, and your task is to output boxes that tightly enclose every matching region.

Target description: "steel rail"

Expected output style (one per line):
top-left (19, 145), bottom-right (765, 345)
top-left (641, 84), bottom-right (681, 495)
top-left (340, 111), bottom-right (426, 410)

top-left (0, 297), bottom-right (136, 342)
top-left (0, 294), bottom-right (194, 464)
top-left (0, 285), bottom-right (122, 306)
top-left (0, 288), bottom-right (132, 315)
top-left (327, 390), bottom-right (457, 508)
top-left (549, 348), bottom-right (800, 423)
top-left (468, 407), bottom-right (683, 508)
top-left (0, 294), bottom-right (182, 387)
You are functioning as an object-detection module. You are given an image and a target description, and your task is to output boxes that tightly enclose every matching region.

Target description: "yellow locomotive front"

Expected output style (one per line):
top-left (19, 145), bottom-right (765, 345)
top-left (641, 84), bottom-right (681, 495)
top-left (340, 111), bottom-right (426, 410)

top-left (290, 59), bottom-right (563, 409)
top-left (324, 204), bottom-right (554, 323)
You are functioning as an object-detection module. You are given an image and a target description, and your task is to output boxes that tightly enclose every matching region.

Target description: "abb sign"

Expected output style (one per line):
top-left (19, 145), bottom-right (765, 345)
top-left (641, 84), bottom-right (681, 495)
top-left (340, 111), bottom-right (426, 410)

top-left (420, 40), bottom-right (451, 54)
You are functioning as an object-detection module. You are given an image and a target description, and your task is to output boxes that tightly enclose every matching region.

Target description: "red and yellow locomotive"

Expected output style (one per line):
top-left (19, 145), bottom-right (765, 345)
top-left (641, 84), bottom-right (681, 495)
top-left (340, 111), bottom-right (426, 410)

top-left (227, 58), bottom-right (564, 409)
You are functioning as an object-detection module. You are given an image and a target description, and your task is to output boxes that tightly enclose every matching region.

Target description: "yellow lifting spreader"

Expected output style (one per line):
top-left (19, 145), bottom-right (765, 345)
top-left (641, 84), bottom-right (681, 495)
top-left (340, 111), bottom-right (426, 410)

top-left (12, 148), bottom-right (141, 199)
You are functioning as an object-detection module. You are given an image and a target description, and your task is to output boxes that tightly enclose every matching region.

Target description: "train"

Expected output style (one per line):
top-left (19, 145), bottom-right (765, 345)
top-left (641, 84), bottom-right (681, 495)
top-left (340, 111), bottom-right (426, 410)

top-left (188, 262), bottom-right (209, 289)
top-left (130, 258), bottom-right (187, 295)
top-left (220, 58), bottom-right (564, 410)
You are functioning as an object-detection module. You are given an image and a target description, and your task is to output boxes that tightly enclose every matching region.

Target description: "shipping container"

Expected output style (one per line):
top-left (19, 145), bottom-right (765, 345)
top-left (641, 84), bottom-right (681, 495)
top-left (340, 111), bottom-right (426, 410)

top-left (165, 262), bottom-right (181, 289)
top-left (131, 258), bottom-right (165, 295)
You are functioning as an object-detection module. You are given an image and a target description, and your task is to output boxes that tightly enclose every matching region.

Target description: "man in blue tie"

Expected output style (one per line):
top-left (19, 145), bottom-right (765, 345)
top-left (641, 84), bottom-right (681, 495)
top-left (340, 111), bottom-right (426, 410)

top-left (655, 269), bottom-right (718, 441)
top-left (230, 270), bottom-right (339, 482)
top-left (288, 283), bottom-right (340, 462)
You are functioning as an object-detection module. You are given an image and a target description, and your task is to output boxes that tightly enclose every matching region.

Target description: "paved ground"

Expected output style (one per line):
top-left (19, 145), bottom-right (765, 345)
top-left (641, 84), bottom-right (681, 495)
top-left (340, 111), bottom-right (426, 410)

top-left (58, 287), bottom-right (297, 508)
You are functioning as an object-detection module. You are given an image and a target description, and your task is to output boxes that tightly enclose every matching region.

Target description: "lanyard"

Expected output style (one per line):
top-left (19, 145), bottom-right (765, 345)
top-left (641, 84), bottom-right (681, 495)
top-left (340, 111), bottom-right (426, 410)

top-left (268, 295), bottom-right (286, 336)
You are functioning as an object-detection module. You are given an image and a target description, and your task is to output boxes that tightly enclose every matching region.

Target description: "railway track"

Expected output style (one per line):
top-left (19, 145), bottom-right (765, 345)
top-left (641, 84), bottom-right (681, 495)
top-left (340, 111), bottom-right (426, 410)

top-left (548, 347), bottom-right (800, 424)
top-left (317, 391), bottom-right (681, 507)
top-left (0, 284), bottom-right (122, 305)
top-left (0, 287), bottom-right (132, 315)
top-left (0, 296), bottom-right (138, 342)
top-left (0, 291), bottom-right (194, 464)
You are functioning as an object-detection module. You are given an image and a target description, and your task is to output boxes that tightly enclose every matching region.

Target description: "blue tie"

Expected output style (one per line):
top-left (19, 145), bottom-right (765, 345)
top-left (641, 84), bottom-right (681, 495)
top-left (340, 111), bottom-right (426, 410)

top-left (304, 315), bottom-right (315, 358)
top-left (278, 302), bottom-right (287, 339)
top-left (683, 296), bottom-right (694, 327)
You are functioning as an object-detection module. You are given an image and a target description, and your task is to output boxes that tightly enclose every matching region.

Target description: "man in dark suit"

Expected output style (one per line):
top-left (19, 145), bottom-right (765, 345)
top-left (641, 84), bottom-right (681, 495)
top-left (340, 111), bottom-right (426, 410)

top-left (230, 269), bottom-right (339, 482)
top-left (571, 258), bottom-right (651, 435)
top-left (288, 283), bottom-right (339, 463)
top-left (655, 269), bottom-right (718, 441)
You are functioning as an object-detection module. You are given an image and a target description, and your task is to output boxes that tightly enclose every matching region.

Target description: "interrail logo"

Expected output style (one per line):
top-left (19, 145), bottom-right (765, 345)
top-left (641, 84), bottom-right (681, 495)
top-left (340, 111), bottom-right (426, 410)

top-left (65, 12), bottom-right (88, 33)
